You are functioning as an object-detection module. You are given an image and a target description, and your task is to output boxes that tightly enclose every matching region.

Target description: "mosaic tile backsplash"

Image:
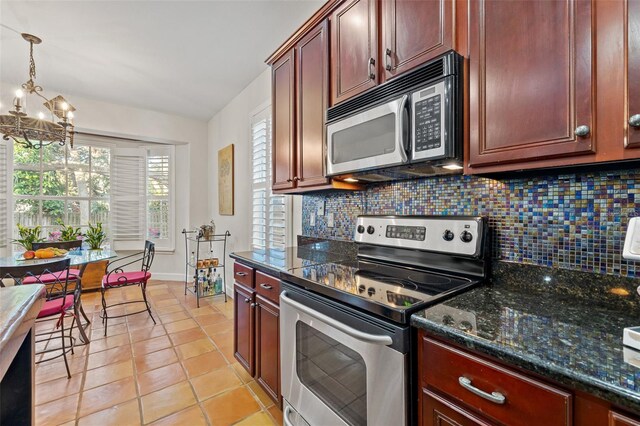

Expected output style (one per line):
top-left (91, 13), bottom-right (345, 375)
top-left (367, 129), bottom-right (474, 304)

top-left (302, 168), bottom-right (640, 278)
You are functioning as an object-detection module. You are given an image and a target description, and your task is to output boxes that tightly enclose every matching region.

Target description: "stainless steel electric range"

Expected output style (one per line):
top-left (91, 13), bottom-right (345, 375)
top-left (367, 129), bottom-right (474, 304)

top-left (280, 215), bottom-right (491, 426)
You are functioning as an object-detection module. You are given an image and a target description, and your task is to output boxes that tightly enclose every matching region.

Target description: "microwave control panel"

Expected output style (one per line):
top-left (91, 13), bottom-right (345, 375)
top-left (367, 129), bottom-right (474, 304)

top-left (414, 92), bottom-right (442, 151)
top-left (412, 79), bottom-right (448, 160)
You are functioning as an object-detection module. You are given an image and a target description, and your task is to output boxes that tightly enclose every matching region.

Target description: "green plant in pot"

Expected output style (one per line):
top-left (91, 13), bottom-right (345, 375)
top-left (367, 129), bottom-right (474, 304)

top-left (56, 219), bottom-right (84, 241)
top-left (13, 224), bottom-right (44, 251)
top-left (85, 222), bottom-right (107, 250)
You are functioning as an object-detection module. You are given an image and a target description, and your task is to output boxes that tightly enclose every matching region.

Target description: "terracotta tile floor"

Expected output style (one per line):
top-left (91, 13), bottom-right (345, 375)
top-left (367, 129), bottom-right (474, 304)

top-left (34, 280), bottom-right (282, 426)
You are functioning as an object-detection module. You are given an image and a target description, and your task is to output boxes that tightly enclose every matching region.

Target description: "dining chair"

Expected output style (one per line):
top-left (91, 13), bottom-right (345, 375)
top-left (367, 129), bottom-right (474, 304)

top-left (0, 259), bottom-right (77, 378)
top-left (27, 240), bottom-right (84, 282)
top-left (101, 241), bottom-right (156, 336)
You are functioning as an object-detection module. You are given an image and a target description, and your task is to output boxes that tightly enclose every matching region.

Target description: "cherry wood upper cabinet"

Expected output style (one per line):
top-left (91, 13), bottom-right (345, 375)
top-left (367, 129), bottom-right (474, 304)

top-left (381, 0), bottom-right (454, 83)
top-left (627, 0), bottom-right (640, 149)
top-left (296, 21), bottom-right (330, 188)
top-left (330, 0), bottom-right (378, 105)
top-left (272, 50), bottom-right (296, 190)
top-left (468, 0), bottom-right (596, 169)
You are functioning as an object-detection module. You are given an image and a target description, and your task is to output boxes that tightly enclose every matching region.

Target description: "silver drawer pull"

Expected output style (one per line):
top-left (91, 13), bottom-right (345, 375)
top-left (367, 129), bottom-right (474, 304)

top-left (458, 376), bottom-right (506, 404)
top-left (235, 272), bottom-right (247, 277)
top-left (260, 283), bottom-right (273, 290)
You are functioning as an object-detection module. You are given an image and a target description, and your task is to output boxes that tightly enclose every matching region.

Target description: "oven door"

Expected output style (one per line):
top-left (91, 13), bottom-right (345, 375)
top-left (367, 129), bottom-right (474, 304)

top-left (326, 95), bottom-right (409, 176)
top-left (280, 285), bottom-right (407, 426)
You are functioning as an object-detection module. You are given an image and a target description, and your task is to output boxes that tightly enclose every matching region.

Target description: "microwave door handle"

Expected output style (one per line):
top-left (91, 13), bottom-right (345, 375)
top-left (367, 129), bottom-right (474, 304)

top-left (397, 94), bottom-right (409, 162)
top-left (281, 291), bottom-right (393, 346)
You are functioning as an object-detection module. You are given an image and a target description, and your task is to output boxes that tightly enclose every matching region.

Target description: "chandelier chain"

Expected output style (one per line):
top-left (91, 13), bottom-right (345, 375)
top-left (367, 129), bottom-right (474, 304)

top-left (29, 41), bottom-right (36, 81)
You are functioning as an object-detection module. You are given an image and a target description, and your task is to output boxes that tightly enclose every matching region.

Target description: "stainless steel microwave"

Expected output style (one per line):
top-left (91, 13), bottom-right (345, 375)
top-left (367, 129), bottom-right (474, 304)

top-left (326, 51), bottom-right (462, 182)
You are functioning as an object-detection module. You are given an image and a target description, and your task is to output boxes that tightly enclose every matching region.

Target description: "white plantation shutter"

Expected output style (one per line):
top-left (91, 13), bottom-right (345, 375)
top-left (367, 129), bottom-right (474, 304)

top-left (111, 147), bottom-right (146, 250)
top-left (251, 105), bottom-right (288, 250)
top-left (0, 143), bottom-right (9, 255)
top-left (145, 145), bottom-right (174, 250)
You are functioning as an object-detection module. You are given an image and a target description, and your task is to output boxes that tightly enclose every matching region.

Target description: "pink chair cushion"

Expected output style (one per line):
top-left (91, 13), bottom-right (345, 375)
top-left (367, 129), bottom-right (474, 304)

top-left (102, 271), bottom-right (151, 287)
top-left (38, 295), bottom-right (75, 318)
top-left (22, 269), bottom-right (81, 284)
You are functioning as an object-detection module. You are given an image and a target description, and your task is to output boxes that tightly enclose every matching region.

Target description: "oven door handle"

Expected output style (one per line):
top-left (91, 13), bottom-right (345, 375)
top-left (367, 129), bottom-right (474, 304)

top-left (283, 406), bottom-right (295, 426)
top-left (281, 291), bottom-right (393, 346)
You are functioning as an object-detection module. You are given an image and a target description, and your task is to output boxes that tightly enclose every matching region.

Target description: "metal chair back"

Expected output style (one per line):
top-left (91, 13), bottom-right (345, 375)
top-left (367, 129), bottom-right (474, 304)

top-left (0, 258), bottom-right (71, 300)
top-left (32, 240), bottom-right (83, 251)
top-left (142, 240), bottom-right (155, 272)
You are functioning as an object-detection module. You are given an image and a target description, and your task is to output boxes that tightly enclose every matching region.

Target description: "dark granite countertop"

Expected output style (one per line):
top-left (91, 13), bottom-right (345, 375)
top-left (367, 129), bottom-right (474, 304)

top-left (412, 262), bottom-right (640, 414)
top-left (0, 285), bottom-right (45, 380)
top-left (230, 237), bottom-right (356, 276)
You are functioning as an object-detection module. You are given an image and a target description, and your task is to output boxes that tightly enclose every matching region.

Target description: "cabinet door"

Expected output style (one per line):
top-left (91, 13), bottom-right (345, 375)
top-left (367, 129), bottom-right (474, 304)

top-left (296, 20), bottom-right (330, 188)
top-left (627, 0), bottom-right (640, 148)
top-left (330, 0), bottom-right (378, 105)
top-left (272, 50), bottom-right (296, 190)
top-left (255, 294), bottom-right (280, 405)
top-left (381, 0), bottom-right (454, 82)
top-left (610, 411), bottom-right (640, 426)
top-left (468, 0), bottom-right (595, 169)
top-left (422, 389), bottom-right (491, 426)
top-left (233, 283), bottom-right (255, 376)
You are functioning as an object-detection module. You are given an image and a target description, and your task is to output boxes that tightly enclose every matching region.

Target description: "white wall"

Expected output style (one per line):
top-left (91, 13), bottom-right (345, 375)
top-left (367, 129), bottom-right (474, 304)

top-left (207, 68), bottom-right (303, 294)
top-left (1, 81), bottom-right (209, 280)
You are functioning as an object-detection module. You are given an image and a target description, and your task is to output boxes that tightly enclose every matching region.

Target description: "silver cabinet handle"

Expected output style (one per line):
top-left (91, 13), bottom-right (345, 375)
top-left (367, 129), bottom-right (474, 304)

top-left (235, 272), bottom-right (247, 277)
top-left (244, 298), bottom-right (250, 303)
top-left (630, 114), bottom-right (640, 128)
top-left (385, 48), bottom-right (392, 71)
top-left (250, 302), bottom-right (257, 308)
top-left (280, 291), bottom-right (393, 345)
top-left (260, 283), bottom-right (273, 290)
top-left (575, 125), bottom-right (590, 137)
top-left (368, 57), bottom-right (375, 80)
top-left (458, 376), bottom-right (506, 404)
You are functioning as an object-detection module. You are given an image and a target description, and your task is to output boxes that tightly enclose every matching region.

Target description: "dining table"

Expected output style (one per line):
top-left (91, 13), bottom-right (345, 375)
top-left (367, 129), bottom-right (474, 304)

top-left (0, 247), bottom-right (118, 344)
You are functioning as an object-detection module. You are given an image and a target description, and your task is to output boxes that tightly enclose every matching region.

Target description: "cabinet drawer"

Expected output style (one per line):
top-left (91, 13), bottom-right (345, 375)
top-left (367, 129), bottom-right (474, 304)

top-left (255, 271), bottom-right (281, 305)
top-left (234, 263), bottom-right (254, 288)
top-left (422, 337), bottom-right (572, 426)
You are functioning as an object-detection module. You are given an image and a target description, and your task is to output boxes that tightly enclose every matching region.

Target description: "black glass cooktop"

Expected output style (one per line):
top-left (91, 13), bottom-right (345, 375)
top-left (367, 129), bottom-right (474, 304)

top-left (281, 259), bottom-right (480, 324)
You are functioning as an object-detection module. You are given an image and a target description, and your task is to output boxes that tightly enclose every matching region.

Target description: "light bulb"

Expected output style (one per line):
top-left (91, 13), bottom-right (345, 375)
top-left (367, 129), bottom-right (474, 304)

top-left (67, 111), bottom-right (74, 120)
top-left (15, 89), bottom-right (24, 98)
top-left (61, 101), bottom-right (68, 111)
top-left (38, 112), bottom-right (45, 119)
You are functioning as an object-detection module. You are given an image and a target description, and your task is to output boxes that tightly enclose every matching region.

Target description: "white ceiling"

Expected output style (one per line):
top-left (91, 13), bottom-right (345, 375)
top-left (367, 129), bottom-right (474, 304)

top-left (0, 0), bottom-right (323, 121)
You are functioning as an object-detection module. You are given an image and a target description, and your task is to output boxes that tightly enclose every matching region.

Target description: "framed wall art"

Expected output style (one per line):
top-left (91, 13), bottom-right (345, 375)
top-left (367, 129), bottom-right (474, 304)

top-left (218, 144), bottom-right (234, 215)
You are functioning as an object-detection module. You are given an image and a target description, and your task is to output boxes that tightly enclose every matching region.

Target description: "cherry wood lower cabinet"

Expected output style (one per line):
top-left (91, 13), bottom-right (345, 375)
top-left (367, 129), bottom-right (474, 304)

top-left (232, 261), bottom-right (282, 407)
top-left (233, 282), bottom-right (254, 376)
top-left (418, 331), bottom-right (640, 426)
top-left (255, 294), bottom-right (280, 403)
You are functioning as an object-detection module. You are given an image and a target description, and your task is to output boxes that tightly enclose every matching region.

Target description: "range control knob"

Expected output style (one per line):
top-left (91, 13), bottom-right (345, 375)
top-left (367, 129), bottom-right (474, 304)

top-left (357, 225), bottom-right (365, 234)
top-left (367, 287), bottom-right (376, 297)
top-left (366, 226), bottom-right (375, 235)
top-left (358, 284), bottom-right (366, 294)
top-left (460, 231), bottom-right (474, 243)
top-left (443, 230), bottom-right (455, 241)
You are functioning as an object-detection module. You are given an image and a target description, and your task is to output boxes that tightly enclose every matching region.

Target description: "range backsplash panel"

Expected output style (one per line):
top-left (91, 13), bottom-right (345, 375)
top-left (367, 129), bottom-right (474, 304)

top-left (302, 168), bottom-right (639, 278)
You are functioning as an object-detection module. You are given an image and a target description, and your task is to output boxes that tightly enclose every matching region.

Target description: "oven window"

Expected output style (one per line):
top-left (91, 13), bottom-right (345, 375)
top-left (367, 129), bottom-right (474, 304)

top-left (332, 113), bottom-right (396, 164)
top-left (296, 321), bottom-right (367, 426)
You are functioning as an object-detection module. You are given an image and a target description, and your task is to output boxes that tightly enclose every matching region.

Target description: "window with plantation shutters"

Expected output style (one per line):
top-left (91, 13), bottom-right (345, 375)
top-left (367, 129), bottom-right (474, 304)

top-left (111, 147), bottom-right (146, 250)
top-left (0, 143), bottom-right (10, 255)
top-left (251, 105), bottom-right (288, 251)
